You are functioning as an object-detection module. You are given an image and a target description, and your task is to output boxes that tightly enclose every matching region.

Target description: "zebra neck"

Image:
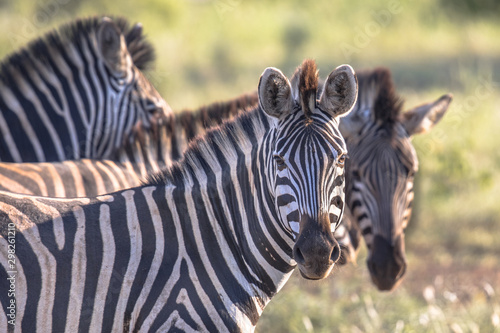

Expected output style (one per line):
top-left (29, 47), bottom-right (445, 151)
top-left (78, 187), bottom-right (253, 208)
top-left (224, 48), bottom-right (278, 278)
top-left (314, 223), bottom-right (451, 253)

top-left (147, 108), bottom-right (296, 323)
top-left (115, 111), bottom-right (206, 177)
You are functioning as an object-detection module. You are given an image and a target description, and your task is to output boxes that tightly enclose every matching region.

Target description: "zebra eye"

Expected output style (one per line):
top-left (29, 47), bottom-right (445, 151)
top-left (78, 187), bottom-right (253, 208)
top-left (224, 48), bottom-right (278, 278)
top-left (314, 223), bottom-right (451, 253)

top-left (273, 155), bottom-right (287, 171)
top-left (338, 154), bottom-right (347, 167)
top-left (146, 103), bottom-right (162, 114)
top-left (405, 165), bottom-right (416, 180)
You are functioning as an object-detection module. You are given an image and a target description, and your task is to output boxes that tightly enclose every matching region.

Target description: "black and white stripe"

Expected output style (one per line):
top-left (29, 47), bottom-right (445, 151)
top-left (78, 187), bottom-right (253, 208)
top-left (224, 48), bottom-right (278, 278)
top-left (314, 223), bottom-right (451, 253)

top-left (0, 60), bottom-right (357, 332)
top-left (0, 93), bottom-right (257, 197)
top-left (0, 77), bottom-right (366, 268)
top-left (340, 68), bottom-right (453, 290)
top-left (0, 16), bottom-right (170, 162)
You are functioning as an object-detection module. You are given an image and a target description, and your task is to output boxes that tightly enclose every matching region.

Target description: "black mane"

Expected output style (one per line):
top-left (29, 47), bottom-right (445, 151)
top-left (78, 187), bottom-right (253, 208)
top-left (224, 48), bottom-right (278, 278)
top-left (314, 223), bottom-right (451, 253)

top-left (175, 92), bottom-right (259, 139)
top-left (292, 59), bottom-right (319, 118)
top-left (128, 92), bottom-right (258, 162)
top-left (144, 104), bottom-right (265, 188)
top-left (357, 67), bottom-right (403, 126)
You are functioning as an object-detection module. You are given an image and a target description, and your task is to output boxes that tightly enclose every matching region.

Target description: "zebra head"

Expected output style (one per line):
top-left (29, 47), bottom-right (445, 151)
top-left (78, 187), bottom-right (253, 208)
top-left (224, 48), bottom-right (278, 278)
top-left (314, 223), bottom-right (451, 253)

top-left (341, 68), bottom-right (453, 290)
top-left (258, 60), bottom-right (357, 280)
top-left (96, 18), bottom-right (171, 148)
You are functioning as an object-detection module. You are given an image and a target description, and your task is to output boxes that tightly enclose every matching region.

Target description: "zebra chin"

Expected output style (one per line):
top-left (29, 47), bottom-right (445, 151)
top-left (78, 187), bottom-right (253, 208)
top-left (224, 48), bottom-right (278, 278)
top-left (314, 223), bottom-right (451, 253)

top-left (367, 234), bottom-right (407, 291)
top-left (292, 215), bottom-right (341, 280)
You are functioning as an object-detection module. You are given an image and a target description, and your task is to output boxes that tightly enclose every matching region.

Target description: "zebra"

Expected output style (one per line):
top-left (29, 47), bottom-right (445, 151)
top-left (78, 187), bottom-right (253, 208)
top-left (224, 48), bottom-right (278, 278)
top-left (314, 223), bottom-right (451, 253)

top-left (0, 62), bottom-right (451, 282)
top-left (0, 16), bottom-right (171, 163)
top-left (340, 68), bottom-right (453, 290)
top-left (0, 81), bottom-right (358, 265)
top-left (0, 93), bottom-right (258, 197)
top-left (0, 59), bottom-right (357, 332)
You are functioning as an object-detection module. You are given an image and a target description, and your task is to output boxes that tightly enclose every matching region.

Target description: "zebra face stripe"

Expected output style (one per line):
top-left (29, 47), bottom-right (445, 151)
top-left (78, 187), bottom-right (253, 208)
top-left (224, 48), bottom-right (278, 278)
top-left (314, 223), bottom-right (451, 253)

top-left (348, 127), bottom-right (417, 243)
top-left (259, 61), bottom-right (357, 281)
top-left (338, 68), bottom-right (452, 289)
top-left (109, 67), bottom-right (170, 134)
top-left (346, 124), bottom-right (417, 290)
top-left (272, 113), bottom-right (347, 239)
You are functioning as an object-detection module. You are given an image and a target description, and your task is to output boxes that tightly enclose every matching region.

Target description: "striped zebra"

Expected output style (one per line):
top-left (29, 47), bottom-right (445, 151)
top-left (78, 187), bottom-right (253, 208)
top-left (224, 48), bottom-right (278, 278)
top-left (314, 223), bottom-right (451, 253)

top-left (0, 16), bottom-right (171, 162)
top-left (0, 61), bottom-right (451, 280)
top-left (0, 81), bottom-right (360, 265)
top-left (0, 93), bottom-right (258, 197)
top-left (0, 60), bottom-right (357, 332)
top-left (340, 68), bottom-right (453, 290)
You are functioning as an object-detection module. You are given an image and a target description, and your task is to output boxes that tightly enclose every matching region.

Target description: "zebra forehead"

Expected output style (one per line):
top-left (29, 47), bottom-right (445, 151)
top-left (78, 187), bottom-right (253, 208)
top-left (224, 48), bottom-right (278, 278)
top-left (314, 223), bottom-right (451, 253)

top-left (275, 126), bottom-right (345, 156)
top-left (355, 128), bottom-right (418, 172)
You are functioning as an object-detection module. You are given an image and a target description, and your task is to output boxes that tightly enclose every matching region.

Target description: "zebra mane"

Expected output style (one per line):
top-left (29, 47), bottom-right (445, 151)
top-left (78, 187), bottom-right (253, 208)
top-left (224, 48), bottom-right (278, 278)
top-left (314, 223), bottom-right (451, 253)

top-left (129, 92), bottom-right (259, 155)
top-left (175, 92), bottom-right (259, 138)
top-left (358, 67), bottom-right (403, 126)
top-left (0, 16), bottom-right (155, 81)
top-left (292, 59), bottom-right (319, 118)
top-left (145, 105), bottom-right (264, 187)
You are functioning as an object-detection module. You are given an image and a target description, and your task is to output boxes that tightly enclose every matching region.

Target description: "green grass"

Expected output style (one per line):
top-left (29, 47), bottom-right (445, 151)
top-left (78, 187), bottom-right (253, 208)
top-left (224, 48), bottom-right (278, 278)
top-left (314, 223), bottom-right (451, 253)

top-left (0, 0), bottom-right (499, 331)
top-left (1, 0), bottom-right (499, 108)
top-left (258, 247), bottom-right (500, 332)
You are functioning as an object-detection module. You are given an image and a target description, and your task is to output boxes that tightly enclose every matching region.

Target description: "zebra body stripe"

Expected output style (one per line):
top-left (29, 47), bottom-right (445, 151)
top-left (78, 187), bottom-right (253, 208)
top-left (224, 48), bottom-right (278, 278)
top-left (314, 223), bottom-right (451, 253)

top-left (0, 61), bottom-right (355, 331)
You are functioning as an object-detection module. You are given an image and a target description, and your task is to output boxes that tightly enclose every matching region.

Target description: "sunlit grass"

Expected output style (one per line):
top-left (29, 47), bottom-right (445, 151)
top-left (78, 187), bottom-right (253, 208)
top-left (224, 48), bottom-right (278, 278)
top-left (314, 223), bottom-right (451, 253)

top-left (258, 247), bottom-right (500, 332)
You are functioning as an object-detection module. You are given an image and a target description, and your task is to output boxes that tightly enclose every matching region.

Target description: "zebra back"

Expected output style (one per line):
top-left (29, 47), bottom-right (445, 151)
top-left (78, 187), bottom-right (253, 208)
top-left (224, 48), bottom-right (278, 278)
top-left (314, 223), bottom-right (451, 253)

top-left (0, 16), bottom-right (171, 162)
top-left (0, 93), bottom-right (258, 197)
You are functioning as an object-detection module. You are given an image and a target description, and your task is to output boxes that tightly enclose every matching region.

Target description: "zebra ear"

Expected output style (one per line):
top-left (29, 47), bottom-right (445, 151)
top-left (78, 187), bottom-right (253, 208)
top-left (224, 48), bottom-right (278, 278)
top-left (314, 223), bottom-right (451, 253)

top-left (318, 65), bottom-right (358, 118)
top-left (128, 23), bottom-right (143, 41)
top-left (401, 93), bottom-right (453, 136)
top-left (258, 67), bottom-right (294, 119)
top-left (97, 17), bottom-right (129, 74)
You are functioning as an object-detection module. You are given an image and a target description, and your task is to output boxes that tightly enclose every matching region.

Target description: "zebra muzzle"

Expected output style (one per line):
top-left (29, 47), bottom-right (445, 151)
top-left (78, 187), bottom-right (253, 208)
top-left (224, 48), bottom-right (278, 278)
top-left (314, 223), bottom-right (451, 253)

top-left (367, 234), bottom-right (407, 291)
top-left (293, 215), bottom-right (340, 280)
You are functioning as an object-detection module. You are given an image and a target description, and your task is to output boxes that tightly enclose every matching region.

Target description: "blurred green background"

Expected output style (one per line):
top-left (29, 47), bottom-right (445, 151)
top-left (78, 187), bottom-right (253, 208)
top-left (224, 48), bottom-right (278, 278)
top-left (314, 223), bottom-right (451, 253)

top-left (1, 0), bottom-right (499, 331)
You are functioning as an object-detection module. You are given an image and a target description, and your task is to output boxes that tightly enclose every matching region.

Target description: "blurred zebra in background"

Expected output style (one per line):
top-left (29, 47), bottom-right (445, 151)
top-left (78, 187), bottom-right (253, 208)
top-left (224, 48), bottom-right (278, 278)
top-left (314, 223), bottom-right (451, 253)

top-left (0, 93), bottom-right (257, 197)
top-left (0, 16), bottom-right (171, 162)
top-left (0, 60), bottom-right (356, 332)
top-left (340, 68), bottom-right (453, 290)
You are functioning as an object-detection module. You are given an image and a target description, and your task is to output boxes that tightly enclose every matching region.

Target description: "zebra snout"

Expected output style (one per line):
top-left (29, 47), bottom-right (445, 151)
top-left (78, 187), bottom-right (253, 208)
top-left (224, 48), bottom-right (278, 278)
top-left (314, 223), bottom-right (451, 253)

top-left (367, 234), bottom-right (407, 291)
top-left (293, 217), bottom-right (340, 280)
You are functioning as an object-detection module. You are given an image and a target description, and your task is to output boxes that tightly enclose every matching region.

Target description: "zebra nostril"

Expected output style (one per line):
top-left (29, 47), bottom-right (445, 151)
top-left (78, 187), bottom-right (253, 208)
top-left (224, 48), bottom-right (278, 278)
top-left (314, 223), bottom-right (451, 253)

top-left (331, 196), bottom-right (343, 208)
top-left (330, 243), bottom-right (341, 263)
top-left (329, 213), bottom-right (339, 225)
top-left (293, 246), bottom-right (305, 265)
top-left (368, 260), bottom-right (378, 276)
